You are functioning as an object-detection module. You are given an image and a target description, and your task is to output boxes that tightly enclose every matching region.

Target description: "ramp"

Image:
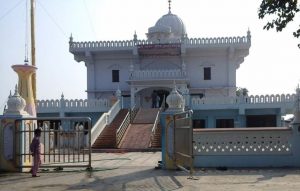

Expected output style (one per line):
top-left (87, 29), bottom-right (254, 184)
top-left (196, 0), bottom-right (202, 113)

top-left (119, 124), bottom-right (153, 149)
top-left (133, 108), bottom-right (159, 124)
top-left (119, 108), bottom-right (160, 149)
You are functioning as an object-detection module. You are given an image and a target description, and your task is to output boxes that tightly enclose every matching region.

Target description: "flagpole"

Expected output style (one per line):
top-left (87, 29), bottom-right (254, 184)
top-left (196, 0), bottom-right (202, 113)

top-left (30, 0), bottom-right (36, 102)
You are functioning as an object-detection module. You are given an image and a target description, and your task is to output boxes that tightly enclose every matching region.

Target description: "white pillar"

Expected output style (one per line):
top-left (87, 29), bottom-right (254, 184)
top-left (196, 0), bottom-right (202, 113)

top-left (131, 87), bottom-right (135, 108)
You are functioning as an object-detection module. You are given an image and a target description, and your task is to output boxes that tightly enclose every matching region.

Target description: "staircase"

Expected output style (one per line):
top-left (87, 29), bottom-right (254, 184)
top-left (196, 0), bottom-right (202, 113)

top-left (119, 124), bottom-right (153, 149)
top-left (150, 123), bottom-right (161, 148)
top-left (92, 109), bottom-right (128, 149)
top-left (119, 108), bottom-right (159, 149)
top-left (133, 108), bottom-right (159, 123)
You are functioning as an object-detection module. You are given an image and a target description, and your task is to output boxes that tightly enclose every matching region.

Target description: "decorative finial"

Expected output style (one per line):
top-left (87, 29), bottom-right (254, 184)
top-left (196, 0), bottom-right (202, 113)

top-left (8, 90), bottom-right (12, 99)
top-left (14, 84), bottom-right (19, 96)
top-left (247, 28), bottom-right (251, 41)
top-left (173, 80), bottom-right (177, 89)
top-left (61, 92), bottom-right (64, 99)
top-left (168, 0), bottom-right (171, 14)
top-left (69, 33), bottom-right (73, 44)
top-left (133, 31), bottom-right (137, 42)
top-left (116, 85), bottom-right (122, 99)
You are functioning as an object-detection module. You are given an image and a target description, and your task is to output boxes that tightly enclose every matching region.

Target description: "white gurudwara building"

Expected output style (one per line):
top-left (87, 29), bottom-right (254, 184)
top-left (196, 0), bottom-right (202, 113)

top-left (35, 1), bottom-right (295, 130)
top-left (3, 1), bottom-right (300, 172)
top-left (69, 4), bottom-right (251, 109)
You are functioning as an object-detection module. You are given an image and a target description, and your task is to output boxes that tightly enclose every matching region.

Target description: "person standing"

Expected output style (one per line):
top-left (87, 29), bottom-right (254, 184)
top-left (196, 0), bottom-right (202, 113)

top-left (156, 95), bottom-right (160, 108)
top-left (151, 91), bottom-right (157, 108)
top-left (30, 128), bottom-right (42, 177)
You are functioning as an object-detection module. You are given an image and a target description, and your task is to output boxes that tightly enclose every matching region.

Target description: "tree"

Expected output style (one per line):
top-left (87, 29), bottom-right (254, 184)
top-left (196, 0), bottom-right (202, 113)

top-left (258, 0), bottom-right (300, 48)
top-left (236, 87), bottom-right (249, 97)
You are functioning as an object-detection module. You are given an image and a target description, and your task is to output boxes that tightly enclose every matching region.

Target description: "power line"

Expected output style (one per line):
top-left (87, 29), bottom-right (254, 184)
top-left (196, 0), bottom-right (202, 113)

top-left (83, 0), bottom-right (97, 39)
top-left (0, 0), bottom-right (25, 22)
top-left (36, 0), bottom-right (67, 38)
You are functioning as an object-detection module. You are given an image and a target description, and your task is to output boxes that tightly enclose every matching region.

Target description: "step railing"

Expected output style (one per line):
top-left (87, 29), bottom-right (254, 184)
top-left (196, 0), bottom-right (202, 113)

top-left (116, 111), bottom-right (130, 147)
top-left (91, 100), bottom-right (121, 146)
top-left (130, 69), bottom-right (185, 80)
top-left (130, 106), bottom-right (139, 123)
top-left (149, 96), bottom-right (165, 147)
top-left (116, 106), bottom-right (139, 147)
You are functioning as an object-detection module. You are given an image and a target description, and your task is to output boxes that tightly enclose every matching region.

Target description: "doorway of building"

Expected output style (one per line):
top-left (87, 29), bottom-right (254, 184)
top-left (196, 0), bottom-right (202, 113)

top-left (156, 89), bottom-right (169, 108)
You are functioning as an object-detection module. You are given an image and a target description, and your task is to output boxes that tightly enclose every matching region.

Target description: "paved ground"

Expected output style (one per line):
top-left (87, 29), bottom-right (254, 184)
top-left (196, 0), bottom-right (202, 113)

top-left (1, 152), bottom-right (300, 191)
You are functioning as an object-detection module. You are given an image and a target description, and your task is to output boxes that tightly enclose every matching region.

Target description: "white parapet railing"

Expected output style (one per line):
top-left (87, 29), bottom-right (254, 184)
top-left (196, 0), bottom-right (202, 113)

top-left (131, 69), bottom-right (186, 80)
top-left (36, 98), bottom-right (110, 113)
top-left (185, 36), bottom-right (250, 46)
top-left (91, 100), bottom-right (121, 146)
top-left (192, 94), bottom-right (295, 105)
top-left (107, 100), bottom-right (121, 124)
top-left (191, 94), bottom-right (296, 111)
top-left (69, 34), bottom-right (250, 51)
top-left (193, 127), bottom-right (292, 156)
top-left (91, 113), bottom-right (108, 146)
top-left (192, 126), bottom-right (300, 168)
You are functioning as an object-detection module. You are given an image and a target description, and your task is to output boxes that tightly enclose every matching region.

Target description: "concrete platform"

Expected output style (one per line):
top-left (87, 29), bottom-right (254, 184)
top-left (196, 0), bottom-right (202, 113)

top-left (1, 152), bottom-right (300, 191)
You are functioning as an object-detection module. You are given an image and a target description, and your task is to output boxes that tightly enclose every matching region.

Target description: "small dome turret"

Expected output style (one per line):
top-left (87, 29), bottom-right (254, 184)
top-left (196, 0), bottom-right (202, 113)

top-left (166, 83), bottom-right (184, 112)
top-left (5, 85), bottom-right (28, 116)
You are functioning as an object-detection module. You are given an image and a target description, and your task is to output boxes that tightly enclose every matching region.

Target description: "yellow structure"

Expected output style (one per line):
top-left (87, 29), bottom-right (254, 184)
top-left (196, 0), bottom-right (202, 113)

top-left (12, 64), bottom-right (37, 117)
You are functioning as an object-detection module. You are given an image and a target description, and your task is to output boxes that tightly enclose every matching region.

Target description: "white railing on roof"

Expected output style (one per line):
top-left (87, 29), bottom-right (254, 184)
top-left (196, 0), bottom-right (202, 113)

top-left (69, 35), bottom-right (250, 50)
top-left (185, 36), bottom-right (250, 46)
top-left (91, 100), bottom-right (121, 145)
top-left (36, 98), bottom-right (110, 113)
top-left (130, 69), bottom-right (186, 80)
top-left (191, 94), bottom-right (296, 106)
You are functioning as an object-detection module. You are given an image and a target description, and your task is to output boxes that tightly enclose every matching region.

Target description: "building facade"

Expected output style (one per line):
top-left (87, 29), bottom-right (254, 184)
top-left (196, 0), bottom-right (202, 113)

top-left (69, 7), bottom-right (251, 109)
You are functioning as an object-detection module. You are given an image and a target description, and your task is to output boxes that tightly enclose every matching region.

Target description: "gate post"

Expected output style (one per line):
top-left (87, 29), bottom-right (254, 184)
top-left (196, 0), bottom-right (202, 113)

top-left (0, 86), bottom-right (31, 172)
top-left (160, 111), bottom-right (176, 169)
top-left (160, 82), bottom-right (185, 170)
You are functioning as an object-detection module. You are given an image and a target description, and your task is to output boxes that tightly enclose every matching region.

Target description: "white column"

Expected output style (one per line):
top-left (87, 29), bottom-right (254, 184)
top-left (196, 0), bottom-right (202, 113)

top-left (85, 52), bottom-right (95, 99)
top-left (131, 86), bottom-right (135, 108)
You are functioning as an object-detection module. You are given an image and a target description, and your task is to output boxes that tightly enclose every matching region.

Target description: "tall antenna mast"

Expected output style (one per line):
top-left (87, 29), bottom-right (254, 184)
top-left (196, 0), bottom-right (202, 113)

top-left (24, 0), bottom-right (29, 64)
top-left (30, 0), bottom-right (36, 101)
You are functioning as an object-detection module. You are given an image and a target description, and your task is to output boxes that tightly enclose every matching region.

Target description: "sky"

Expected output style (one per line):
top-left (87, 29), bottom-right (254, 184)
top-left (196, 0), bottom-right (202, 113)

top-left (0, 0), bottom-right (300, 114)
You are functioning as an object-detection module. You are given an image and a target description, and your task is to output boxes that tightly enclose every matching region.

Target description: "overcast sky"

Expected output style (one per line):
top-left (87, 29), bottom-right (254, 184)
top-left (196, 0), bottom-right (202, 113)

top-left (1, 0), bottom-right (300, 114)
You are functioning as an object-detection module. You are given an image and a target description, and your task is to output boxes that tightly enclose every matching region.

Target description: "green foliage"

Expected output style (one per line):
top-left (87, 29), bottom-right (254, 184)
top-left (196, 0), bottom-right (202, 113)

top-left (258, 0), bottom-right (300, 48)
top-left (236, 87), bottom-right (249, 97)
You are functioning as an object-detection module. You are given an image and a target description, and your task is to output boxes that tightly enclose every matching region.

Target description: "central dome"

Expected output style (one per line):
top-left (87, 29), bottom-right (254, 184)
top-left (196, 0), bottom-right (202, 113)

top-left (147, 12), bottom-right (187, 42)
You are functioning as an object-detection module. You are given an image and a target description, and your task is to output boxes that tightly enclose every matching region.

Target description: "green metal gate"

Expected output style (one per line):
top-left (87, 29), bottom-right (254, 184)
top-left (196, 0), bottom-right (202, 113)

top-left (14, 117), bottom-right (92, 169)
top-left (173, 110), bottom-right (194, 177)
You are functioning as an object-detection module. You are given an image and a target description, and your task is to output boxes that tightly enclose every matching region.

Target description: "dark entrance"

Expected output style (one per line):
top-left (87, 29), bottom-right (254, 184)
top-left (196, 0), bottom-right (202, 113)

top-left (246, 115), bottom-right (277, 127)
top-left (156, 89), bottom-right (169, 108)
top-left (216, 119), bottom-right (234, 128)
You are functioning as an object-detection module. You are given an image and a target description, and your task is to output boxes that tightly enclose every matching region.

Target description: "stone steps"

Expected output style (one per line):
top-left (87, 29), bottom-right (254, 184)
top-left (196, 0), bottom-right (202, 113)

top-left (133, 108), bottom-right (159, 124)
top-left (92, 109), bottom-right (128, 149)
top-left (118, 124), bottom-right (153, 149)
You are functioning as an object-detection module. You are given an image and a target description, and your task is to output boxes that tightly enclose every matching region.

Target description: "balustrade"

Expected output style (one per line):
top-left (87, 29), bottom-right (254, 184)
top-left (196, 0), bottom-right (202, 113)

top-left (131, 69), bottom-right (185, 80)
top-left (91, 100), bottom-right (121, 145)
top-left (193, 127), bottom-right (292, 155)
top-left (69, 35), bottom-right (250, 51)
top-left (36, 98), bottom-right (110, 113)
top-left (191, 94), bottom-right (295, 105)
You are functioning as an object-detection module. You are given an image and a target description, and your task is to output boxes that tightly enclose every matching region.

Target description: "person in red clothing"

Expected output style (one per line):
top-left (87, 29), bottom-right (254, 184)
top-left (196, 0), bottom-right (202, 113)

top-left (30, 128), bottom-right (41, 177)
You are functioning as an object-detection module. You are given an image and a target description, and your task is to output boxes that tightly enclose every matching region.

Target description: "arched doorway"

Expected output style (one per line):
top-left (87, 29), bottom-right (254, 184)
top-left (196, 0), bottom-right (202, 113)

top-left (156, 89), bottom-right (169, 108)
top-left (138, 87), bottom-right (170, 108)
